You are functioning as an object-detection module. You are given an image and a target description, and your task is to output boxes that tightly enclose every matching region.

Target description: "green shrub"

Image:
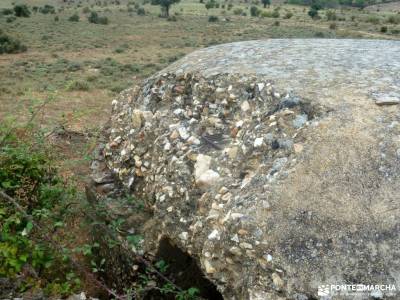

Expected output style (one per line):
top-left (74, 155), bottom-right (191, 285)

top-left (380, 26), bottom-right (387, 33)
top-left (205, 1), bottom-right (215, 9)
top-left (271, 9), bottom-right (280, 18)
top-left (6, 16), bottom-right (16, 23)
top-left (366, 16), bottom-right (379, 24)
top-left (326, 10), bottom-right (336, 20)
top-left (329, 22), bottom-right (337, 29)
top-left (387, 15), bottom-right (400, 24)
top-left (54, 15), bottom-right (59, 22)
top-left (1, 8), bottom-right (14, 15)
top-left (88, 11), bottom-right (109, 24)
top-left (67, 80), bottom-right (90, 91)
top-left (69, 13), bottom-right (80, 22)
top-left (66, 61), bottom-right (83, 72)
top-left (82, 6), bottom-right (91, 13)
top-left (167, 15), bottom-right (177, 21)
top-left (208, 15), bottom-right (219, 22)
top-left (260, 11), bottom-right (270, 17)
top-left (250, 6), bottom-right (261, 17)
top-left (13, 4), bottom-right (31, 17)
top-left (233, 8), bottom-right (243, 15)
top-left (0, 30), bottom-right (27, 54)
top-left (137, 7), bottom-right (146, 15)
top-left (39, 5), bottom-right (56, 14)
top-left (227, 3), bottom-right (233, 10)
top-left (283, 11), bottom-right (293, 19)
top-left (0, 121), bottom-right (79, 294)
top-left (274, 20), bottom-right (280, 26)
top-left (308, 8), bottom-right (319, 19)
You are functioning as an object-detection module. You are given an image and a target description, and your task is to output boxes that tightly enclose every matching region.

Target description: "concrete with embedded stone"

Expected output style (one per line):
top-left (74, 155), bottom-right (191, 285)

top-left (91, 39), bottom-right (400, 299)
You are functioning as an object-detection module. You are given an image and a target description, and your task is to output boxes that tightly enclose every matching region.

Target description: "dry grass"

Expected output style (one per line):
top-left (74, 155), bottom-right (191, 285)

top-left (1, 0), bottom-right (399, 179)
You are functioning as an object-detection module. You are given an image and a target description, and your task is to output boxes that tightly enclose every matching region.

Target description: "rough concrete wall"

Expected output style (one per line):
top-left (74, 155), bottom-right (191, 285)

top-left (92, 39), bottom-right (400, 299)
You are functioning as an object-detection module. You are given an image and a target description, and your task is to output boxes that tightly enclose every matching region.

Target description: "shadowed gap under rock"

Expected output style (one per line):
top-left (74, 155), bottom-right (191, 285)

top-left (144, 237), bottom-right (223, 300)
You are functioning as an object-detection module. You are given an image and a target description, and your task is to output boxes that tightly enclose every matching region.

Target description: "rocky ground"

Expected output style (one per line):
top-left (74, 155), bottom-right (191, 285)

top-left (91, 39), bottom-right (400, 299)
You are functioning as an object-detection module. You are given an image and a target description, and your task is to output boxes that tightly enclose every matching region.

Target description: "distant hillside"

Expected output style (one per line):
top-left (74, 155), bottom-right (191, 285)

top-left (286, 0), bottom-right (400, 8)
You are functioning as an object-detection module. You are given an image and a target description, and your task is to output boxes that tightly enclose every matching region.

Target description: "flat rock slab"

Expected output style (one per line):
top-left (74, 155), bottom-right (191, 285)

top-left (99, 39), bottom-right (400, 300)
top-left (162, 39), bottom-right (400, 104)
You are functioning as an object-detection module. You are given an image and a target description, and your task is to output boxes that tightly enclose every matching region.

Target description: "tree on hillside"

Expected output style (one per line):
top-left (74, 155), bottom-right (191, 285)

top-left (308, 7), bottom-right (319, 18)
top-left (13, 4), bottom-right (31, 17)
top-left (261, 0), bottom-right (271, 8)
top-left (152, 0), bottom-right (180, 17)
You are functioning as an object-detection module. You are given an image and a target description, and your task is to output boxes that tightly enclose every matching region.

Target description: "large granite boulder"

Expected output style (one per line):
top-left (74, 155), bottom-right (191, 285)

top-left (92, 39), bottom-right (400, 299)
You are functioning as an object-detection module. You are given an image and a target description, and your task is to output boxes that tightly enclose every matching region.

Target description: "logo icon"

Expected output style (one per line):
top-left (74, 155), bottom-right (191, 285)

top-left (318, 285), bottom-right (330, 296)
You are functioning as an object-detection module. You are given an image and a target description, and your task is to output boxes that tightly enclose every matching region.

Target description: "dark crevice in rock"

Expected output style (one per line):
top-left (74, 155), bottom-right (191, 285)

top-left (146, 237), bottom-right (223, 300)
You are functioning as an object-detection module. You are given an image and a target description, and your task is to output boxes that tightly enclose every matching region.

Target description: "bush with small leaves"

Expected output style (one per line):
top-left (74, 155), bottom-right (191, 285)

top-left (233, 8), bottom-right (243, 15)
top-left (329, 22), bottom-right (337, 30)
top-left (250, 6), bottom-right (261, 17)
top-left (326, 10), bottom-right (336, 21)
top-left (366, 16), bottom-right (379, 24)
top-left (260, 11), bottom-right (269, 17)
top-left (308, 8), bottom-right (319, 19)
top-left (283, 11), bottom-right (293, 19)
top-left (88, 11), bottom-right (109, 24)
top-left (0, 120), bottom-right (81, 295)
top-left (271, 9), bottom-right (280, 18)
top-left (69, 14), bottom-right (80, 22)
top-left (205, 1), bottom-right (215, 9)
top-left (67, 79), bottom-right (90, 91)
top-left (167, 15), bottom-right (177, 21)
top-left (274, 20), bottom-right (280, 26)
top-left (1, 8), bottom-right (14, 15)
top-left (13, 4), bottom-right (31, 17)
top-left (387, 15), bottom-right (400, 24)
top-left (137, 7), bottom-right (145, 15)
top-left (39, 5), bottom-right (56, 14)
top-left (227, 3), bottom-right (233, 10)
top-left (380, 26), bottom-right (387, 33)
top-left (0, 30), bottom-right (27, 54)
top-left (208, 15), bottom-right (219, 22)
top-left (6, 16), bottom-right (16, 23)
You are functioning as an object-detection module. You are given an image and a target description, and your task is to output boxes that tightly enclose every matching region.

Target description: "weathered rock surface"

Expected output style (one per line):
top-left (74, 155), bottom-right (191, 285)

top-left (92, 39), bottom-right (400, 299)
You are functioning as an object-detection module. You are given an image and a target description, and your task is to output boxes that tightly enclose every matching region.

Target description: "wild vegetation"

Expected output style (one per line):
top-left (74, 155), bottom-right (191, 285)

top-left (1, 0), bottom-right (400, 298)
